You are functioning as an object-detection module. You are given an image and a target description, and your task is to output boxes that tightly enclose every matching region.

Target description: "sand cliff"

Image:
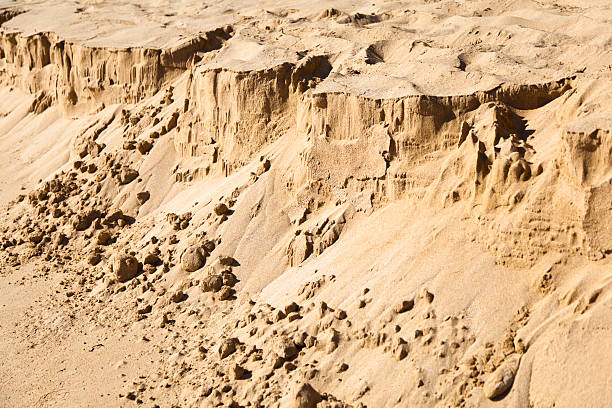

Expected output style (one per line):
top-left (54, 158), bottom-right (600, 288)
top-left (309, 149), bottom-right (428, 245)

top-left (0, 1), bottom-right (610, 407)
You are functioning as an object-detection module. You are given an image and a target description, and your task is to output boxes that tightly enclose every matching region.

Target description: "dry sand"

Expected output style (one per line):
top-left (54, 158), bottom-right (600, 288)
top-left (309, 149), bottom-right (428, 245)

top-left (0, 1), bottom-right (611, 407)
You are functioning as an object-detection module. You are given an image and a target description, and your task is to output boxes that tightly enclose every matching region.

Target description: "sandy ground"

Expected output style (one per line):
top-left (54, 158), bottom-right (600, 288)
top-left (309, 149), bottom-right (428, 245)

top-left (0, 1), bottom-right (611, 407)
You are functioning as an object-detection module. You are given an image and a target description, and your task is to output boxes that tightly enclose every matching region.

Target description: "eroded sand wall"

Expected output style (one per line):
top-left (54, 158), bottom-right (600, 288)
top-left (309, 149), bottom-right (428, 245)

top-left (0, 28), bottom-right (232, 112)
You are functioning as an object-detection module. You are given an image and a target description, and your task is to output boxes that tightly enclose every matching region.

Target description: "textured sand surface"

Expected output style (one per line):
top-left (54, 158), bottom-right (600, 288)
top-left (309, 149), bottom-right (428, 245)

top-left (0, 1), bottom-right (611, 407)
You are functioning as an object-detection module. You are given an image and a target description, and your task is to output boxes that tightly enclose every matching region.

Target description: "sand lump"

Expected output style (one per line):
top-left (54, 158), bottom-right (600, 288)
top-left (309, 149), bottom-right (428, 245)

top-left (111, 254), bottom-right (139, 282)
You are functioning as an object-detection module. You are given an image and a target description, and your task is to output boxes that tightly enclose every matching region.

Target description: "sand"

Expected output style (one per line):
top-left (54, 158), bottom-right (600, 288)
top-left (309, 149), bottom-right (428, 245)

top-left (0, 0), bottom-right (610, 407)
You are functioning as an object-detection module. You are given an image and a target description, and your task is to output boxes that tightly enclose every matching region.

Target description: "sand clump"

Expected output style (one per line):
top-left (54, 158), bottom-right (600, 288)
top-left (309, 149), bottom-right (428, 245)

top-left (483, 354), bottom-right (521, 400)
top-left (0, 1), bottom-right (610, 407)
top-left (111, 254), bottom-right (139, 282)
top-left (181, 246), bottom-right (207, 272)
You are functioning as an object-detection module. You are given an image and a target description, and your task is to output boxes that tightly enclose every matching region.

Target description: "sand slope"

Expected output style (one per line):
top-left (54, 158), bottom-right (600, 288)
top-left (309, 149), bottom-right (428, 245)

top-left (0, 1), bottom-right (611, 407)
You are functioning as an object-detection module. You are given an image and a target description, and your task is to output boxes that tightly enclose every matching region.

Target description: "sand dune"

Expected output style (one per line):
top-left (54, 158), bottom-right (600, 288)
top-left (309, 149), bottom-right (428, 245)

top-left (0, 1), bottom-right (610, 407)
